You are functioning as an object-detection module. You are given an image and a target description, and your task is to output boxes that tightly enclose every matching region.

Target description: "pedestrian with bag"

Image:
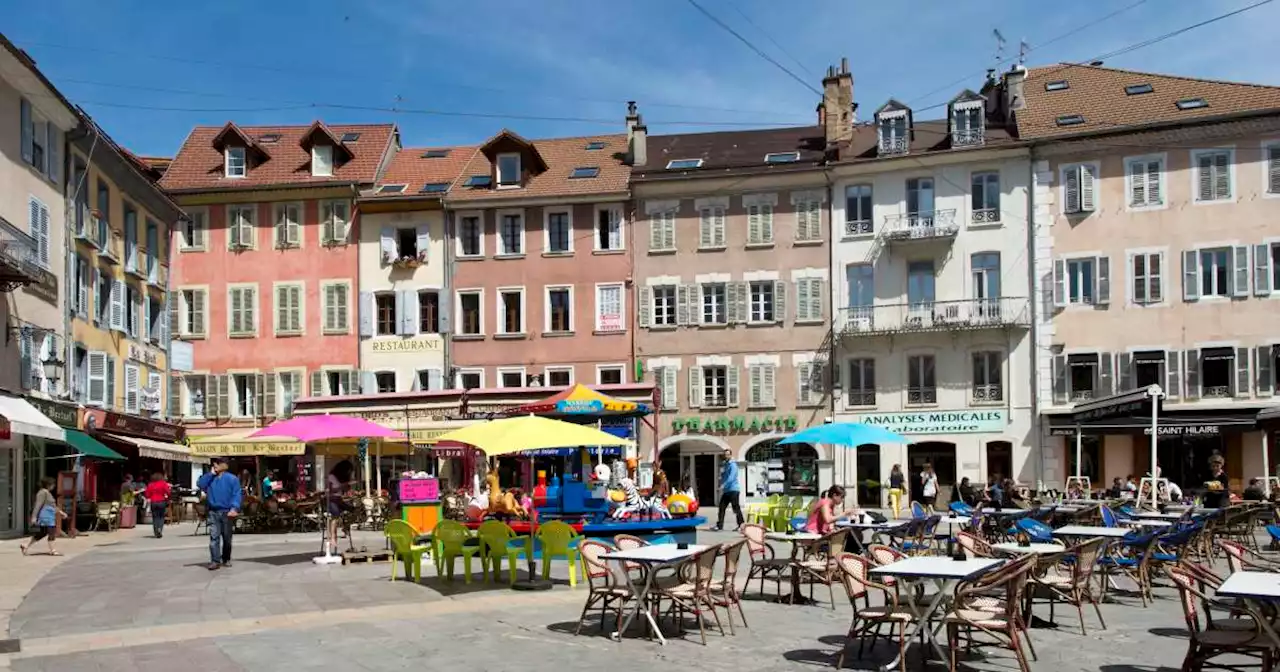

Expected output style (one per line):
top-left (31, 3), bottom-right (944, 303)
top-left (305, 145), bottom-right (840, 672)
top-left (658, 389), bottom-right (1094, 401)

top-left (20, 477), bottom-right (65, 556)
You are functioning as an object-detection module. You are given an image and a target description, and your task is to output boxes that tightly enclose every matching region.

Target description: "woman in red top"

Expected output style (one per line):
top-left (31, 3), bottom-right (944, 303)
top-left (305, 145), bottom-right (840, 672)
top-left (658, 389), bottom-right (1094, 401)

top-left (804, 485), bottom-right (858, 535)
top-left (144, 472), bottom-right (172, 539)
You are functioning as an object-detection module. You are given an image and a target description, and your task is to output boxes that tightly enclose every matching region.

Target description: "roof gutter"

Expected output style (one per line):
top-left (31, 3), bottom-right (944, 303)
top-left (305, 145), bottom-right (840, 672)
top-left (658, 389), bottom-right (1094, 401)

top-left (162, 180), bottom-right (362, 195)
top-left (1024, 108), bottom-right (1280, 146)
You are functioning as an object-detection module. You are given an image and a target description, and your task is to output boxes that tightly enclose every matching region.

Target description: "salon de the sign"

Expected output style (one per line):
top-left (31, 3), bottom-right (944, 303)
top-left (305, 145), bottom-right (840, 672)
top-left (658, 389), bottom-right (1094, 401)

top-left (847, 409), bottom-right (1007, 435)
top-left (672, 415), bottom-right (799, 434)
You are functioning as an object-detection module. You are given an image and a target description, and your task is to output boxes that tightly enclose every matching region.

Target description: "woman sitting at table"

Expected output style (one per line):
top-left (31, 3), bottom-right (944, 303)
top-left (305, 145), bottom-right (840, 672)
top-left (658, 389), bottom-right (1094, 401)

top-left (804, 485), bottom-right (858, 535)
top-left (951, 477), bottom-right (980, 507)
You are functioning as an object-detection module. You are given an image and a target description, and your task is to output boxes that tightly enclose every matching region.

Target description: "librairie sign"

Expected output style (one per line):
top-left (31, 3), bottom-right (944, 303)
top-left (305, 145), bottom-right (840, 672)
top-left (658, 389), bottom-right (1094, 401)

top-left (846, 409), bottom-right (1007, 435)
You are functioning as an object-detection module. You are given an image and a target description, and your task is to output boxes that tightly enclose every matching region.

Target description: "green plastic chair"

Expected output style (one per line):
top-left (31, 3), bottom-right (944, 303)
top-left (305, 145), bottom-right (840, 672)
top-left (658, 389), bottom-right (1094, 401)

top-left (384, 520), bottom-right (430, 583)
top-left (434, 520), bottom-right (483, 583)
top-left (477, 520), bottom-right (531, 585)
top-left (768, 506), bottom-right (792, 532)
top-left (536, 520), bottom-right (583, 587)
top-left (747, 494), bottom-right (781, 524)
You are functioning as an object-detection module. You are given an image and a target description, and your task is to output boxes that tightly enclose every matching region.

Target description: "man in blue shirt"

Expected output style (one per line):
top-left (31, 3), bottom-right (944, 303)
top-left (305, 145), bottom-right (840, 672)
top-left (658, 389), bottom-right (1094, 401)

top-left (713, 448), bottom-right (743, 531)
top-left (197, 457), bottom-right (242, 570)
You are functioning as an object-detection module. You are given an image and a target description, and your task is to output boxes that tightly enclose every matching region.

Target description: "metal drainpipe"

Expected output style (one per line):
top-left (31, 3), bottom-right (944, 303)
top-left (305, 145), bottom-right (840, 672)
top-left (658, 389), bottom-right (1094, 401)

top-left (442, 206), bottom-right (454, 385)
top-left (1025, 152), bottom-right (1044, 489)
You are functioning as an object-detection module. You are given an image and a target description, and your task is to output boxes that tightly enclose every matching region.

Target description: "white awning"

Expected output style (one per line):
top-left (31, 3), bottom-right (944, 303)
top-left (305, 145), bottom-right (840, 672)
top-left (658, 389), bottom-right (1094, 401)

top-left (0, 395), bottom-right (66, 442)
top-left (103, 433), bottom-right (208, 465)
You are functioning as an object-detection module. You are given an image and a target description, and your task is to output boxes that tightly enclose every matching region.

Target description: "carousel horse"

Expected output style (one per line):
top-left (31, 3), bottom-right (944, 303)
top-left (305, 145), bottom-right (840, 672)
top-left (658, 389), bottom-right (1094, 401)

top-left (484, 472), bottom-right (528, 519)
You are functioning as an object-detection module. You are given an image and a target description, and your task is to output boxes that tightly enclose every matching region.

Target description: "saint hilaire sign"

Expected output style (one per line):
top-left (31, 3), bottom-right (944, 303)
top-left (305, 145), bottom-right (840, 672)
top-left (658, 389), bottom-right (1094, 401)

top-left (846, 410), bottom-right (1007, 435)
top-left (672, 414), bottom-right (799, 434)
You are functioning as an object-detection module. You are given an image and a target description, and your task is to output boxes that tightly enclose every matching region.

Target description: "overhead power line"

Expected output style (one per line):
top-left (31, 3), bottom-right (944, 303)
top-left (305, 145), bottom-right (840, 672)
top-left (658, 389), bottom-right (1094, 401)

top-left (724, 2), bottom-right (816, 79)
top-left (683, 0), bottom-right (822, 97)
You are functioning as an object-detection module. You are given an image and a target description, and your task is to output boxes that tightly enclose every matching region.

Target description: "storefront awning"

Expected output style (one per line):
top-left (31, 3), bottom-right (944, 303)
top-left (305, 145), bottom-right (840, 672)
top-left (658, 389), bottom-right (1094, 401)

top-left (1048, 412), bottom-right (1260, 437)
top-left (189, 430), bottom-right (305, 456)
top-left (64, 429), bottom-right (125, 460)
top-left (1259, 406), bottom-right (1280, 426)
top-left (102, 433), bottom-right (209, 464)
top-left (0, 394), bottom-right (66, 442)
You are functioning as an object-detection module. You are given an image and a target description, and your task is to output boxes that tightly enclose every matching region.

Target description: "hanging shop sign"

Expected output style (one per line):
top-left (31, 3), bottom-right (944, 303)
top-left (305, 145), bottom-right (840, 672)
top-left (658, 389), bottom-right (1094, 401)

top-left (672, 414), bottom-right (799, 434)
top-left (127, 343), bottom-right (162, 367)
top-left (24, 396), bottom-right (78, 428)
top-left (846, 409), bottom-right (1007, 435)
top-left (370, 336), bottom-right (443, 353)
top-left (84, 409), bottom-right (185, 443)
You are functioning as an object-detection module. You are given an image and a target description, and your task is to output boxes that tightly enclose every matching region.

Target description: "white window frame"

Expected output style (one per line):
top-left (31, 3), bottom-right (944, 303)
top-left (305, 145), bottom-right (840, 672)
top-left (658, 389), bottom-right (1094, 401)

top-left (646, 200), bottom-right (678, 254)
top-left (311, 145), bottom-right (334, 177)
top-left (455, 211), bottom-right (484, 258)
top-left (596, 363), bottom-right (627, 386)
top-left (180, 207), bottom-right (207, 252)
top-left (594, 203), bottom-right (625, 252)
top-left (273, 202), bottom-right (303, 248)
top-left (178, 286), bottom-right (208, 339)
top-left (1124, 153), bottom-right (1167, 211)
top-left (543, 208), bottom-right (574, 254)
top-left (701, 282), bottom-right (728, 325)
top-left (1059, 161), bottom-right (1100, 215)
top-left (229, 370), bottom-right (258, 418)
top-left (496, 153), bottom-right (522, 187)
top-left (1190, 147), bottom-right (1236, 205)
top-left (456, 288), bottom-right (484, 336)
top-left (594, 282), bottom-right (625, 333)
top-left (225, 147), bottom-right (246, 178)
top-left (227, 283), bottom-right (259, 338)
top-left (274, 368), bottom-right (304, 417)
top-left (970, 349), bottom-right (1005, 405)
top-left (1126, 247), bottom-right (1167, 307)
top-left (1262, 139), bottom-right (1280, 199)
top-left (695, 197), bottom-right (728, 249)
top-left (544, 284), bottom-right (574, 333)
top-left (272, 281), bottom-right (305, 336)
top-left (319, 200), bottom-right (352, 245)
top-left (227, 204), bottom-right (256, 250)
top-left (497, 209), bottom-right (525, 256)
top-left (454, 367), bottom-right (485, 390)
top-left (544, 366), bottom-right (575, 388)
top-left (1195, 245), bottom-right (1236, 299)
top-left (496, 286), bottom-right (526, 336)
top-left (650, 283), bottom-right (678, 327)
top-left (320, 280), bottom-right (352, 335)
top-left (1061, 253), bottom-right (1100, 307)
top-left (747, 280), bottom-right (776, 324)
top-left (183, 374), bottom-right (207, 419)
top-left (497, 366), bottom-right (527, 388)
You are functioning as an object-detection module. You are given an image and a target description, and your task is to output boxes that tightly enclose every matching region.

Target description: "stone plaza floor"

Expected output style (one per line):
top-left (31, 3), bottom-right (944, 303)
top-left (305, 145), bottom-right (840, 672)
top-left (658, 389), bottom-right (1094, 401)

top-left (0, 521), bottom-right (1231, 671)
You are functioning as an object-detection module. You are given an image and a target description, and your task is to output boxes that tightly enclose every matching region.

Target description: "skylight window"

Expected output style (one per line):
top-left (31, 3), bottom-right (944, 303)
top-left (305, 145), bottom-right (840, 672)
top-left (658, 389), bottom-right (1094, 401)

top-left (465, 175), bottom-right (492, 187)
top-left (1176, 97), bottom-right (1209, 110)
top-left (420, 182), bottom-right (449, 194)
top-left (666, 158), bottom-right (703, 170)
top-left (1055, 114), bottom-right (1085, 127)
top-left (584, 141), bottom-right (606, 150)
top-left (377, 184), bottom-right (406, 194)
top-left (764, 151), bottom-right (800, 164)
top-left (1045, 80), bottom-right (1070, 92)
top-left (1125, 83), bottom-right (1154, 96)
top-left (569, 166), bottom-right (600, 179)
top-left (423, 149), bottom-right (451, 158)
top-left (340, 132), bottom-right (361, 143)
top-left (258, 134), bottom-right (281, 143)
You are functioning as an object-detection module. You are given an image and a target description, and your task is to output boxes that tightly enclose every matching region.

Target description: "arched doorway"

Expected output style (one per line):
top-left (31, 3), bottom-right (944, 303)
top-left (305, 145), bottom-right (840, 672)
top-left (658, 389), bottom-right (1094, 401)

top-left (743, 439), bottom-right (819, 498)
top-left (908, 441), bottom-right (957, 505)
top-left (985, 441), bottom-right (1013, 483)
top-left (658, 437), bottom-right (729, 506)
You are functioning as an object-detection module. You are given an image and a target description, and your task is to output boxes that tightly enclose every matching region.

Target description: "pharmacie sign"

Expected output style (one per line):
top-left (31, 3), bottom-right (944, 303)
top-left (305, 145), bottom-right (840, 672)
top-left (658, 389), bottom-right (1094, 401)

top-left (672, 414), bottom-right (798, 434)
top-left (847, 409), bottom-right (1006, 435)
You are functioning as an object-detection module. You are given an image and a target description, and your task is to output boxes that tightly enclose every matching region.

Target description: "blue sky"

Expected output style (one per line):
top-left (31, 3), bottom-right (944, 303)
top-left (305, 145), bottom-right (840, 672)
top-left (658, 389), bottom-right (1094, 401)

top-left (5, 0), bottom-right (1279, 156)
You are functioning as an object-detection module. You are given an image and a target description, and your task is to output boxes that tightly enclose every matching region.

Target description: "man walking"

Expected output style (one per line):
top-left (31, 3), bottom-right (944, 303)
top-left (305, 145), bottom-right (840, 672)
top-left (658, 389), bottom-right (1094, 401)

top-left (713, 448), bottom-right (743, 531)
top-left (197, 457), bottom-right (241, 570)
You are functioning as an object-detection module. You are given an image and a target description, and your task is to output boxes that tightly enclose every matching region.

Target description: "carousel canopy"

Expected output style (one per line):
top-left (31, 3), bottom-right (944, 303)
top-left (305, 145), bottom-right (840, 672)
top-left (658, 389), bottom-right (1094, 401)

top-left (504, 383), bottom-right (652, 418)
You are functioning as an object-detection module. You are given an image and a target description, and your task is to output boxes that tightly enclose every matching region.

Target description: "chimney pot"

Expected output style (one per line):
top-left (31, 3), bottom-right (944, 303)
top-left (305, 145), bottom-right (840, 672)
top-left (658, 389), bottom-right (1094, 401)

top-left (841, 57), bottom-right (848, 74)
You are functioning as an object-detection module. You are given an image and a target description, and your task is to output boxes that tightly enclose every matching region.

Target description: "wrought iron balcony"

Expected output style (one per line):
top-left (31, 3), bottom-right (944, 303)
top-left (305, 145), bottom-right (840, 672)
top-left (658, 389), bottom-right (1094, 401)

top-left (952, 128), bottom-right (985, 147)
top-left (843, 218), bottom-right (873, 238)
top-left (0, 216), bottom-right (43, 291)
top-left (838, 297), bottom-right (1030, 336)
top-left (1202, 385), bottom-right (1232, 399)
top-left (971, 208), bottom-right (1000, 224)
top-left (149, 262), bottom-right (167, 289)
top-left (1070, 389), bottom-right (1096, 402)
top-left (882, 210), bottom-right (958, 242)
top-left (846, 391), bottom-right (876, 407)
top-left (973, 384), bottom-right (1003, 402)
top-left (879, 136), bottom-right (909, 156)
top-left (907, 387), bottom-right (937, 405)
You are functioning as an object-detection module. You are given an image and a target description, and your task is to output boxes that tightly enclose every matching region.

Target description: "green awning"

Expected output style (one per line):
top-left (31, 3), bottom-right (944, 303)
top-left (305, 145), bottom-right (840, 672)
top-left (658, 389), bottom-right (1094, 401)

top-left (64, 429), bottom-right (125, 461)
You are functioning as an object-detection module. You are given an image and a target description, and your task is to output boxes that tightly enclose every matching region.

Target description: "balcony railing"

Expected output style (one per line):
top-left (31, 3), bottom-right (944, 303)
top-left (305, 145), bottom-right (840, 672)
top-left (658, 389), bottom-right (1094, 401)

top-left (879, 136), bottom-right (909, 156)
top-left (846, 391), bottom-right (876, 407)
top-left (843, 219), bottom-right (873, 238)
top-left (882, 210), bottom-right (959, 242)
top-left (1070, 389), bottom-right (1096, 402)
top-left (0, 216), bottom-right (43, 291)
top-left (101, 229), bottom-right (122, 264)
top-left (972, 208), bottom-right (1000, 224)
top-left (952, 128), bottom-right (985, 147)
top-left (973, 384), bottom-right (1003, 402)
top-left (907, 387), bottom-right (937, 405)
top-left (1203, 385), bottom-right (1232, 399)
top-left (149, 262), bottom-right (167, 289)
top-left (839, 297), bottom-right (1030, 336)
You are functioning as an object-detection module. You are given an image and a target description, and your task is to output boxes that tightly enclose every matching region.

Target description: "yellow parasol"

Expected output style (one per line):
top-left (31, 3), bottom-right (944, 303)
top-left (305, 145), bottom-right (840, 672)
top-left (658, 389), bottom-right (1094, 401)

top-left (431, 415), bottom-right (633, 456)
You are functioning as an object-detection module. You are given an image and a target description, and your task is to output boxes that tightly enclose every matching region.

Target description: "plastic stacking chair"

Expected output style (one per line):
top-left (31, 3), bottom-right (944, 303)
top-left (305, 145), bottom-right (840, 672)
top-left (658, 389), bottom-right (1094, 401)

top-left (434, 519), bottom-right (483, 583)
top-left (537, 520), bottom-right (583, 587)
top-left (747, 495), bottom-right (780, 524)
top-left (949, 501), bottom-right (975, 516)
top-left (1015, 518), bottom-right (1055, 544)
top-left (910, 501), bottom-right (927, 520)
top-left (384, 520), bottom-right (430, 583)
top-left (478, 520), bottom-right (531, 585)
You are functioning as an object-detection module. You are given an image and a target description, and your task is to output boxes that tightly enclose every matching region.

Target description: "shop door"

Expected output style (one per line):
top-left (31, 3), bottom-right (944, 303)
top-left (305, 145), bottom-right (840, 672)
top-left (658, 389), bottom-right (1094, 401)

top-left (693, 454), bottom-right (717, 505)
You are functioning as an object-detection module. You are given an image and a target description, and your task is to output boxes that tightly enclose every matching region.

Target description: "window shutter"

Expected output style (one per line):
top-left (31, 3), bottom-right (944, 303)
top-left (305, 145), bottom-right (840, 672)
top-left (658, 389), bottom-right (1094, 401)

top-left (1197, 154), bottom-right (1213, 200)
top-left (20, 98), bottom-right (33, 164)
top-left (1166, 350), bottom-right (1181, 400)
top-left (1258, 346), bottom-right (1274, 397)
top-left (437, 291), bottom-right (451, 334)
top-left (1096, 256), bottom-right (1110, 305)
top-left (747, 206), bottom-right (761, 244)
top-left (275, 206), bottom-right (289, 247)
top-left (1151, 252), bottom-right (1164, 303)
top-left (1236, 347), bottom-right (1251, 398)
top-left (230, 288), bottom-right (244, 333)
top-left (713, 208), bottom-right (726, 246)
top-left (109, 280), bottom-right (125, 331)
top-left (811, 279), bottom-right (825, 321)
top-left (1098, 353), bottom-right (1113, 397)
top-left (361, 371), bottom-right (376, 395)
top-left (216, 375), bottom-right (231, 419)
top-left (47, 123), bottom-right (60, 184)
top-left (687, 366), bottom-right (703, 408)
top-left (275, 286), bottom-right (288, 333)
top-left (1052, 259), bottom-right (1066, 308)
top-left (1129, 161), bottom-right (1145, 206)
top-left (1064, 166), bottom-right (1080, 213)
top-left (1130, 254), bottom-right (1145, 304)
top-left (648, 215), bottom-right (664, 250)
top-left (1146, 160), bottom-right (1161, 204)
top-left (748, 365), bottom-right (762, 406)
top-left (1269, 146), bottom-right (1280, 194)
top-left (796, 280), bottom-right (811, 321)
top-left (87, 351), bottom-right (106, 405)
top-left (358, 291), bottom-right (374, 337)
top-left (1080, 164), bottom-right (1096, 212)
top-left (380, 226), bottom-right (396, 265)
top-left (806, 200), bottom-right (821, 240)
top-left (241, 209), bottom-right (255, 248)
top-left (638, 286), bottom-right (652, 328)
top-left (796, 362), bottom-right (812, 405)
top-left (427, 369), bottom-right (443, 391)
top-left (287, 205), bottom-right (301, 245)
top-left (124, 365), bottom-right (139, 414)
top-left (772, 280), bottom-right (787, 323)
top-left (17, 330), bottom-right (33, 390)
top-left (1117, 352), bottom-right (1133, 392)
top-left (661, 367), bottom-right (678, 410)
top-left (730, 282), bottom-right (747, 324)
top-left (662, 213), bottom-right (676, 250)
top-left (698, 210), bottom-right (712, 248)
top-left (35, 202), bottom-right (50, 268)
top-left (321, 202), bottom-right (334, 243)
top-left (1213, 152), bottom-right (1230, 199)
top-left (675, 284), bottom-right (691, 325)
top-left (402, 290), bottom-right (419, 335)
top-left (1232, 245), bottom-right (1250, 297)
top-left (263, 373), bottom-right (277, 418)
top-left (142, 295), bottom-right (151, 342)
top-left (169, 375), bottom-right (182, 418)
top-left (1183, 250), bottom-right (1200, 301)
top-left (762, 364), bottom-right (776, 406)
top-left (92, 267), bottom-right (102, 325)
top-left (77, 258), bottom-right (89, 318)
top-left (1051, 354), bottom-right (1067, 405)
top-left (311, 371), bottom-right (325, 397)
top-left (415, 224), bottom-right (431, 263)
top-left (1255, 244), bottom-right (1273, 296)
top-left (335, 202), bottom-right (351, 242)
top-left (726, 365), bottom-right (740, 407)
top-left (1184, 350), bottom-right (1201, 400)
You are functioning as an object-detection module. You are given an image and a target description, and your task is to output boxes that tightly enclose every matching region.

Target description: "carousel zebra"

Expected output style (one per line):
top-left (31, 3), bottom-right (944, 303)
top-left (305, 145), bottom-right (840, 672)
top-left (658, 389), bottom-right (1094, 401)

top-left (609, 463), bottom-right (670, 520)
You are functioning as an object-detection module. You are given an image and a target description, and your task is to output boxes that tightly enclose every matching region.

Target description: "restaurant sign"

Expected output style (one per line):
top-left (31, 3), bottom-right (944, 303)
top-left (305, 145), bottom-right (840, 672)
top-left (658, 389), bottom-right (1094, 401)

top-left (189, 440), bottom-right (304, 457)
top-left (24, 395), bottom-right (78, 428)
top-left (370, 336), bottom-right (442, 353)
top-left (672, 415), bottom-right (799, 434)
top-left (85, 409), bottom-right (185, 442)
top-left (846, 409), bottom-right (1007, 435)
top-left (127, 343), bottom-right (162, 367)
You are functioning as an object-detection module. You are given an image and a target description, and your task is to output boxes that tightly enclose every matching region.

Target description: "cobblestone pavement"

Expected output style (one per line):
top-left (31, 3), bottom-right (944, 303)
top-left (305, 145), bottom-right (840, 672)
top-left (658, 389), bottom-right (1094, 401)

top-left (0, 521), bottom-right (1235, 671)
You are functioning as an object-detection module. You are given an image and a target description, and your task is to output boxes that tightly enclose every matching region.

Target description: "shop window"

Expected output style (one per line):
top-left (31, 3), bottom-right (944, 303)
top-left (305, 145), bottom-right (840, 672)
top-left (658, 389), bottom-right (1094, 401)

top-left (1065, 435), bottom-right (1101, 485)
top-left (375, 372), bottom-right (396, 394)
top-left (1199, 347), bottom-right (1235, 398)
top-left (375, 293), bottom-right (397, 336)
top-left (1069, 353), bottom-right (1099, 401)
top-left (744, 439), bottom-right (819, 497)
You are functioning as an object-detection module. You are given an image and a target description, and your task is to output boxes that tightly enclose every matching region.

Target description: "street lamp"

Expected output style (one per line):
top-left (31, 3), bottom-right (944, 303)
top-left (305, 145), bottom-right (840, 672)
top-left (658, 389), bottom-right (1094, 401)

top-left (41, 355), bottom-right (64, 388)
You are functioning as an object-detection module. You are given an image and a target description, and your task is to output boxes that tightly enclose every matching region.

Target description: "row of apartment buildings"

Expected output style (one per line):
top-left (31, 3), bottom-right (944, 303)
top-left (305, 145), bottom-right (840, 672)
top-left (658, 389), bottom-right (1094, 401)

top-left (3, 31), bottom-right (1280, 522)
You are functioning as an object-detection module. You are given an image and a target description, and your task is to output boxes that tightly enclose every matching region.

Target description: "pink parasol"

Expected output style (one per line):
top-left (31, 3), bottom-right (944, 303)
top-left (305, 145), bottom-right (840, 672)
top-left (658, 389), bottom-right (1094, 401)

top-left (248, 414), bottom-right (405, 443)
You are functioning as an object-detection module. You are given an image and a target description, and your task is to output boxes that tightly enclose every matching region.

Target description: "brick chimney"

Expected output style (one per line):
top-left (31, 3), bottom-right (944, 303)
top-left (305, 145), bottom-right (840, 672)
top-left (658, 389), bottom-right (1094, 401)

top-left (626, 101), bottom-right (647, 167)
top-left (822, 57), bottom-right (854, 146)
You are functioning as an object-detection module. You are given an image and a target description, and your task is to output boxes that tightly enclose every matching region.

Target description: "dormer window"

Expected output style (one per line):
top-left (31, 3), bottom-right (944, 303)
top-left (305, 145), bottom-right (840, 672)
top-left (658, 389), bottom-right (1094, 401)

top-left (951, 101), bottom-right (985, 148)
top-left (878, 115), bottom-right (908, 155)
top-left (312, 145), bottom-right (334, 177)
top-left (226, 147), bottom-right (246, 178)
top-left (497, 153), bottom-right (521, 187)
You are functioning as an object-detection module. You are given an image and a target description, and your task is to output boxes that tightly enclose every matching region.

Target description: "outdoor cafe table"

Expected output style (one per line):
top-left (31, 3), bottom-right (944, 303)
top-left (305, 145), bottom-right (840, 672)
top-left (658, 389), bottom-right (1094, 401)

top-left (870, 557), bottom-right (1005, 670)
top-left (1052, 525), bottom-right (1133, 538)
top-left (1214, 571), bottom-right (1280, 650)
top-left (1123, 519), bottom-right (1173, 528)
top-left (600, 543), bottom-right (708, 645)
top-left (1134, 511), bottom-right (1185, 521)
top-left (766, 531), bottom-right (824, 605)
top-left (991, 542), bottom-right (1067, 555)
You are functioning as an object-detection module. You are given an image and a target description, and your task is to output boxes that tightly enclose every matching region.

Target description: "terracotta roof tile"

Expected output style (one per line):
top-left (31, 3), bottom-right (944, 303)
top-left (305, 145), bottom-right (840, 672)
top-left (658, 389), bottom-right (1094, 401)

top-left (159, 122), bottom-right (397, 192)
top-left (365, 145), bottom-right (479, 198)
top-left (635, 126), bottom-right (826, 176)
top-left (445, 133), bottom-right (629, 202)
top-left (1017, 63), bottom-right (1280, 140)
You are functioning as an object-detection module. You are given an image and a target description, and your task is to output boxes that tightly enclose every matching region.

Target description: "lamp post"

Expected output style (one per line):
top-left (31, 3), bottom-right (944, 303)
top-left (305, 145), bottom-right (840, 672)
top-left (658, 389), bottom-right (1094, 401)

top-left (42, 355), bottom-right (64, 392)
